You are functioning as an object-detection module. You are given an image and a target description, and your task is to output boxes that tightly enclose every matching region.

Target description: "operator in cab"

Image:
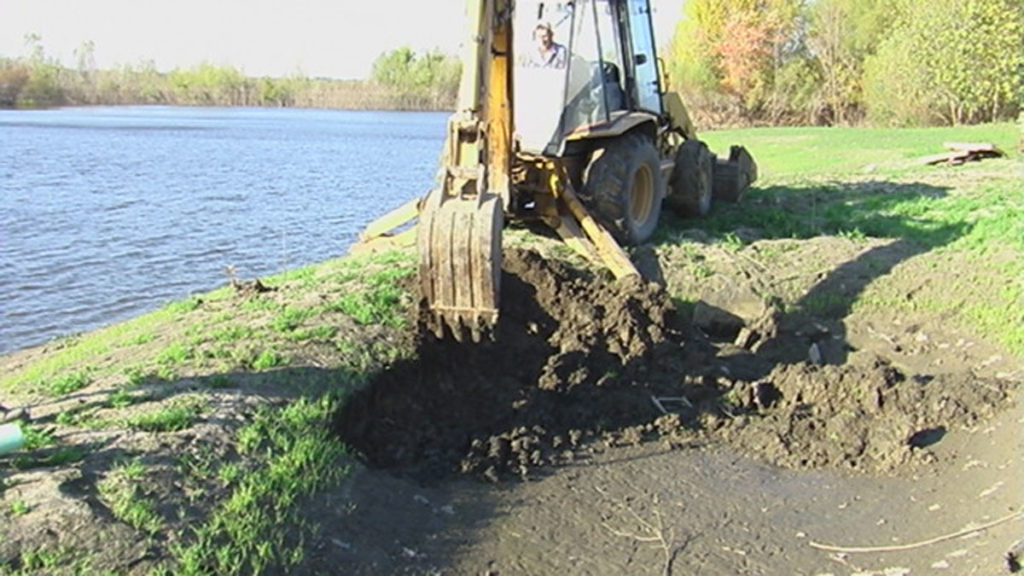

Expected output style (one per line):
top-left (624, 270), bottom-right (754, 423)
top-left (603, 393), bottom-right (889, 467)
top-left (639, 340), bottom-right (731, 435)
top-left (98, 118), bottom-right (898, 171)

top-left (522, 22), bottom-right (567, 68)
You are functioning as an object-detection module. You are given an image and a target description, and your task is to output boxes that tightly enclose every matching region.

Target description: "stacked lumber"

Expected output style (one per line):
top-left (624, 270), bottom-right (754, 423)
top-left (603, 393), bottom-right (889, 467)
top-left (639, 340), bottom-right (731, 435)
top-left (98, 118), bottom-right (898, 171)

top-left (920, 142), bottom-right (1005, 165)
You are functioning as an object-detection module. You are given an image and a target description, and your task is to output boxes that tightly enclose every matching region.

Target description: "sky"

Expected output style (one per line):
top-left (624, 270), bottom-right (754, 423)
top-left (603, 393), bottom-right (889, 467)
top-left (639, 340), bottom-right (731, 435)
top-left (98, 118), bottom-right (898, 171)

top-left (0, 0), bottom-right (682, 79)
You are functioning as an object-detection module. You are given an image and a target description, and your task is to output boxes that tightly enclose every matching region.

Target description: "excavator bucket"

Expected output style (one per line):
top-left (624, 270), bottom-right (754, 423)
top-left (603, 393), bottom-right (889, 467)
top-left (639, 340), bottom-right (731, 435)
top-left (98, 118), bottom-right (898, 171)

top-left (417, 189), bottom-right (503, 341)
top-left (712, 145), bottom-right (758, 203)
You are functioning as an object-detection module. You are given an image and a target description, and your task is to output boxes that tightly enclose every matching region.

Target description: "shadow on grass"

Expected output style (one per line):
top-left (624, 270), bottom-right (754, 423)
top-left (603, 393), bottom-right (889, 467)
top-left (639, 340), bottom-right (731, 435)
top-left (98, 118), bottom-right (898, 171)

top-left (659, 178), bottom-right (965, 366)
top-left (0, 362), bottom-right (504, 575)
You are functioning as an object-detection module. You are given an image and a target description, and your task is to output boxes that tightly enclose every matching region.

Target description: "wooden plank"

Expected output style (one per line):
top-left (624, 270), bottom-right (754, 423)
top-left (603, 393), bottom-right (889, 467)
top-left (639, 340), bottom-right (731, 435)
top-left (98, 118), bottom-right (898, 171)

top-left (919, 150), bottom-right (972, 165)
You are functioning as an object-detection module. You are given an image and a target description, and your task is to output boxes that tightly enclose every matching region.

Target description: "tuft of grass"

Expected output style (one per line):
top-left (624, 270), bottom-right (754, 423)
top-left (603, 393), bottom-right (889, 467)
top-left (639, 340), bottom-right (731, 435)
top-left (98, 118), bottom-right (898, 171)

top-left (241, 297), bottom-right (281, 313)
top-left (251, 349), bottom-right (288, 371)
top-left (721, 232), bottom-right (745, 251)
top-left (107, 387), bottom-right (152, 409)
top-left (270, 306), bottom-right (316, 333)
top-left (123, 365), bottom-right (149, 387)
top-left (156, 342), bottom-right (193, 367)
top-left (165, 296), bottom-right (203, 315)
top-left (54, 405), bottom-right (101, 427)
top-left (333, 266), bottom-right (413, 328)
top-left (286, 325), bottom-right (337, 343)
top-left (124, 332), bottom-right (155, 346)
top-left (217, 462), bottom-right (243, 486)
top-left (14, 547), bottom-right (68, 572)
top-left (98, 458), bottom-right (163, 535)
top-left (21, 425), bottom-right (57, 450)
top-left (10, 499), bottom-right (30, 516)
top-left (48, 371), bottom-right (91, 396)
top-left (13, 444), bottom-right (92, 470)
top-left (210, 324), bottom-right (256, 344)
top-left (123, 398), bottom-right (204, 433)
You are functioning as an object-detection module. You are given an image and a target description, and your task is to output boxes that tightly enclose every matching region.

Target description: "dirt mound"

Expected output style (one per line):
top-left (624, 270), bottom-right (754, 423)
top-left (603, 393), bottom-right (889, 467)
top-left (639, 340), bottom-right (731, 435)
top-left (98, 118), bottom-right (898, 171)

top-left (712, 359), bottom-right (1016, 471)
top-left (334, 248), bottom-right (679, 482)
top-left (335, 247), bottom-right (1018, 481)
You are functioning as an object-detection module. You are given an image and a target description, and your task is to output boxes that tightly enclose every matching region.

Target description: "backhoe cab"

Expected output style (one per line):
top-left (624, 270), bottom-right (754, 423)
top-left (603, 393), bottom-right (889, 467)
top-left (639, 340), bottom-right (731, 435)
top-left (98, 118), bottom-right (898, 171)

top-left (356, 0), bottom-right (757, 341)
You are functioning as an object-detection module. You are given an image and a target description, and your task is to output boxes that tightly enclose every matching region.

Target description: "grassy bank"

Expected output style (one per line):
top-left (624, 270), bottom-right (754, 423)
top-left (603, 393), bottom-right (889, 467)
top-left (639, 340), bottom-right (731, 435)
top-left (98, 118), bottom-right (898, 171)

top-left (0, 251), bottom-right (418, 575)
top-left (697, 122), bottom-right (1022, 356)
top-left (1, 123), bottom-right (1021, 574)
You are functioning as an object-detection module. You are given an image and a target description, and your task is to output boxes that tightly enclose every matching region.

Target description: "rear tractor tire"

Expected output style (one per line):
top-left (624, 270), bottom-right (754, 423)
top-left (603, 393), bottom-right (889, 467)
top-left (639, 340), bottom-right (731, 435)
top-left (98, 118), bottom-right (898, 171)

top-left (583, 134), bottom-right (665, 246)
top-left (667, 138), bottom-right (713, 218)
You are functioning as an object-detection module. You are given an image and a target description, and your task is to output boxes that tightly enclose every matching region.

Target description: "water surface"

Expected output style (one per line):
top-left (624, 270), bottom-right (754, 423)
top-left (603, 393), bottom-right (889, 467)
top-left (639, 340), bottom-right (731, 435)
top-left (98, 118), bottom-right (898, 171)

top-left (0, 106), bottom-right (446, 354)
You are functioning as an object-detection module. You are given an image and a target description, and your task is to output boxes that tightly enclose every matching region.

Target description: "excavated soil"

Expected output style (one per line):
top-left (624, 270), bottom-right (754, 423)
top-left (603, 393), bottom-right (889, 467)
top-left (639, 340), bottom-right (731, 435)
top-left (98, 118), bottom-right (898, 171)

top-left (335, 247), bottom-right (1016, 482)
top-left (335, 249), bottom-right (680, 482)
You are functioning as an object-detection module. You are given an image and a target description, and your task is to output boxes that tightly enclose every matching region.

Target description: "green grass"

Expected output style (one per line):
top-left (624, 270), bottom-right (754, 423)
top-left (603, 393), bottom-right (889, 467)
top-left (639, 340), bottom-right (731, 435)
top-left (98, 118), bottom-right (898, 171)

top-left (98, 458), bottom-right (163, 535)
top-left (156, 342), bottom-right (193, 367)
top-left (694, 122), bottom-right (1024, 357)
top-left (48, 371), bottom-right (91, 396)
top-left (270, 306), bottom-right (316, 333)
top-left (0, 123), bottom-right (1018, 575)
top-left (123, 397), bottom-right (205, 432)
top-left (702, 122), bottom-right (1019, 178)
top-left (0, 292), bottom-right (214, 392)
top-left (10, 499), bottom-right (30, 516)
top-left (285, 324), bottom-right (337, 343)
top-left (332, 263), bottom-right (414, 328)
top-left (162, 393), bottom-right (349, 576)
top-left (210, 324), bottom-right (256, 344)
top-left (21, 424), bottom-right (57, 450)
top-left (12, 438), bottom-right (92, 470)
top-left (107, 387), bottom-right (153, 409)
top-left (250, 348), bottom-right (288, 370)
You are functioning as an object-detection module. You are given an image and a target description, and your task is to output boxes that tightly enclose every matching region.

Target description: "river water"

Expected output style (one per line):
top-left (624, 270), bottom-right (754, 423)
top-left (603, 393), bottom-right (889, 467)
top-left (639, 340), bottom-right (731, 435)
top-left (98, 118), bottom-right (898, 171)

top-left (0, 106), bottom-right (447, 355)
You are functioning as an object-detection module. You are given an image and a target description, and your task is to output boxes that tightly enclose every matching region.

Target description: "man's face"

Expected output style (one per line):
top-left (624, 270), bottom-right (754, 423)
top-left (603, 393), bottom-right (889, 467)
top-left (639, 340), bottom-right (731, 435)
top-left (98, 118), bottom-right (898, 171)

top-left (535, 28), bottom-right (553, 50)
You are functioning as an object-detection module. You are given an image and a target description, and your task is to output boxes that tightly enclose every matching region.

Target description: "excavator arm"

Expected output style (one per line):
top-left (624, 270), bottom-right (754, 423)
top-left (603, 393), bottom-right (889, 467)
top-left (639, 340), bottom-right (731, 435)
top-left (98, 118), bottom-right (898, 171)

top-left (417, 0), bottom-right (513, 341)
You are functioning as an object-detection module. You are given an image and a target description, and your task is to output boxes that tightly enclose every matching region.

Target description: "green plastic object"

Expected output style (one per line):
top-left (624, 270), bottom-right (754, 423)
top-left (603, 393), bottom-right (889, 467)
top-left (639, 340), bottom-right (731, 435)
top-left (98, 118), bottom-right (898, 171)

top-left (0, 423), bottom-right (25, 455)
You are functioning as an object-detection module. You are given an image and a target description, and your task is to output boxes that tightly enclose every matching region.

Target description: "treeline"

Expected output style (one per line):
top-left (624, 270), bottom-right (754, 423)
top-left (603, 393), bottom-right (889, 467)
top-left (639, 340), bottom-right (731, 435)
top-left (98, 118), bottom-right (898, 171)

top-left (0, 36), bottom-right (460, 111)
top-left (668, 0), bottom-right (1024, 126)
top-left (5, 4), bottom-right (1022, 129)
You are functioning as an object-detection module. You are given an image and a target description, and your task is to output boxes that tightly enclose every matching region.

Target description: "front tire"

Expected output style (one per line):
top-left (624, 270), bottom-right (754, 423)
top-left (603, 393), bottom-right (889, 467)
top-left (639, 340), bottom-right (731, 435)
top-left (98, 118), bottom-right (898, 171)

top-left (667, 139), bottom-right (713, 218)
top-left (583, 134), bottom-right (665, 246)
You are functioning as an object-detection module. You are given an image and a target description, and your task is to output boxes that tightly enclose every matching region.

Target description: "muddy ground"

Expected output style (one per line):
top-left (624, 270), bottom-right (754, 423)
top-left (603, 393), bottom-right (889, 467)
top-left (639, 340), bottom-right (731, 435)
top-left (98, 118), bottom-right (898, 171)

top-left (327, 243), bottom-right (1021, 574)
top-left (2, 210), bottom-right (1022, 574)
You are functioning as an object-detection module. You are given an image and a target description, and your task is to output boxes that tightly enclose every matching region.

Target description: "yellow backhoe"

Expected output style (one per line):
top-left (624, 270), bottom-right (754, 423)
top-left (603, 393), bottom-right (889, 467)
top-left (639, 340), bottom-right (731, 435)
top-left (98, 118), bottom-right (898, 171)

top-left (355, 0), bottom-right (756, 341)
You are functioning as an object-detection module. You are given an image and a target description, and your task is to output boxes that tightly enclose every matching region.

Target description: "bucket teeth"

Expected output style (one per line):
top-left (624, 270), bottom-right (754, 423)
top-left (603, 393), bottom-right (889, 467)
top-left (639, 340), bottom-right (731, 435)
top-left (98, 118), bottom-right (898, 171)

top-left (433, 311), bottom-right (495, 343)
top-left (419, 192), bottom-right (503, 338)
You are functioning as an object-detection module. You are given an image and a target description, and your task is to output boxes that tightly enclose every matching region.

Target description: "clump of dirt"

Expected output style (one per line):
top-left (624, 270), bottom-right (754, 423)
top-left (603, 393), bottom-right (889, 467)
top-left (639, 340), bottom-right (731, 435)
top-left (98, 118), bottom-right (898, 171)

top-left (335, 247), bottom-right (1018, 481)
